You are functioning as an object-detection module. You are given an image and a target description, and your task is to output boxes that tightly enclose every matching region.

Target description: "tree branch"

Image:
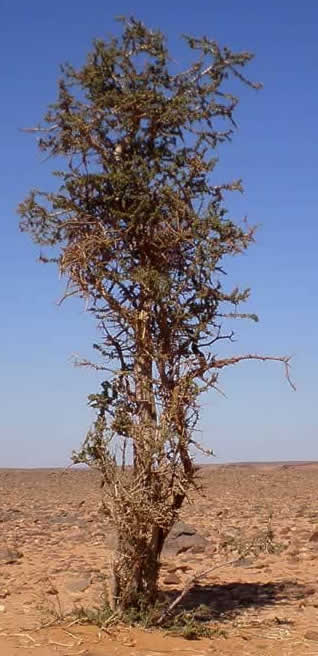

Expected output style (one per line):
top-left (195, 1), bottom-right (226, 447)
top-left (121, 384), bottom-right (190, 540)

top-left (213, 354), bottom-right (296, 390)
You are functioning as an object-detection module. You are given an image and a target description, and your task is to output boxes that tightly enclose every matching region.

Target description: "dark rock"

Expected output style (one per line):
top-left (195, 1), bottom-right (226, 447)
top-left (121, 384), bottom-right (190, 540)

top-left (0, 589), bottom-right (10, 598)
top-left (65, 574), bottom-right (91, 594)
top-left (163, 573), bottom-right (181, 585)
top-left (0, 509), bottom-right (21, 523)
top-left (166, 564), bottom-right (192, 573)
top-left (190, 544), bottom-right (207, 554)
top-left (46, 584), bottom-right (59, 595)
top-left (0, 547), bottom-right (23, 564)
top-left (167, 564), bottom-right (192, 573)
top-left (280, 527), bottom-right (291, 536)
top-left (103, 530), bottom-right (118, 549)
top-left (170, 521), bottom-right (196, 538)
top-left (233, 557), bottom-right (254, 568)
top-left (161, 521), bottom-right (207, 558)
top-left (48, 513), bottom-right (88, 528)
top-left (309, 531), bottom-right (318, 543)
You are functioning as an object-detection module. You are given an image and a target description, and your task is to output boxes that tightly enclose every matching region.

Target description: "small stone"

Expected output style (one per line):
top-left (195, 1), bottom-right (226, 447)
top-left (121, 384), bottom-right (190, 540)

top-left (191, 544), bottom-right (206, 554)
top-left (280, 527), bottom-right (291, 536)
top-left (309, 531), bottom-right (318, 543)
top-left (233, 557), bottom-right (254, 568)
top-left (0, 605), bottom-right (6, 613)
top-left (0, 589), bottom-right (10, 598)
top-left (46, 584), bottom-right (58, 595)
top-left (305, 630), bottom-right (318, 641)
top-left (176, 564), bottom-right (192, 572)
top-left (163, 573), bottom-right (181, 585)
top-left (0, 547), bottom-right (23, 564)
top-left (65, 574), bottom-right (91, 594)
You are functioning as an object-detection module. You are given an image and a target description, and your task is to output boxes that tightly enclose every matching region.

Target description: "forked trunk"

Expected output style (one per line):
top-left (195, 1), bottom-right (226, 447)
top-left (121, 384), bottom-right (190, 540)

top-left (106, 300), bottom-right (193, 611)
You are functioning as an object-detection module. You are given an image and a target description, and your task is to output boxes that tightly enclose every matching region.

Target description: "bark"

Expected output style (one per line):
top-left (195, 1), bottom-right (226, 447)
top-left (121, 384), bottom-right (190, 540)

top-left (109, 530), bottom-right (165, 610)
top-left (108, 303), bottom-right (166, 611)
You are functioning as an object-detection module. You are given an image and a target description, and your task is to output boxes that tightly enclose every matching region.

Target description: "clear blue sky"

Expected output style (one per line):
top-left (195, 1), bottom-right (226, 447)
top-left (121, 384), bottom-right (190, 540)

top-left (1, 0), bottom-right (317, 467)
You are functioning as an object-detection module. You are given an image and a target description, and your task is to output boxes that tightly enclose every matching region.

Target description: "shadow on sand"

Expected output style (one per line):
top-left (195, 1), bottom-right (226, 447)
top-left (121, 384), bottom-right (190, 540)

top-left (166, 580), bottom-right (314, 622)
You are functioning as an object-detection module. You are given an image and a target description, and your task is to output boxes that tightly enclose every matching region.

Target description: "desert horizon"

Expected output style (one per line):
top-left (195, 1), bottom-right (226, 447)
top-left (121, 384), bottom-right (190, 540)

top-left (1, 462), bottom-right (318, 654)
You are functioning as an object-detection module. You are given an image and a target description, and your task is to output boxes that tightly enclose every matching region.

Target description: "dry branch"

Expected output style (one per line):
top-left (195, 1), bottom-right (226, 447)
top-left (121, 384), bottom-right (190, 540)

top-left (213, 354), bottom-right (296, 390)
top-left (157, 555), bottom-right (243, 626)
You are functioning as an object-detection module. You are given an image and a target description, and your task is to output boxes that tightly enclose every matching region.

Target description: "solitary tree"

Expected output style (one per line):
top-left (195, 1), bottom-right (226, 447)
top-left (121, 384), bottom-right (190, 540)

top-left (19, 17), bottom-right (293, 612)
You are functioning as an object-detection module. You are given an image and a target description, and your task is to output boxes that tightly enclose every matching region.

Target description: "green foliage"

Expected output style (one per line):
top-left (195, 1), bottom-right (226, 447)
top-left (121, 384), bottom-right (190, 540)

top-left (74, 599), bottom-right (220, 640)
top-left (19, 17), bottom-right (258, 354)
top-left (19, 16), bottom-right (261, 454)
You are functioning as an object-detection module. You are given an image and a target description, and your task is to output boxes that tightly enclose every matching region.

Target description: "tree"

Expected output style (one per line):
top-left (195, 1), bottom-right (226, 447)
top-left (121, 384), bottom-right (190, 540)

top-left (18, 17), bottom-right (293, 613)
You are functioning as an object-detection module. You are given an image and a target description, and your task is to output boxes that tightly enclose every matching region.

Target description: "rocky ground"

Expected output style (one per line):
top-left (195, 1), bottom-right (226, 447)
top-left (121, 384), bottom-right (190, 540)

top-left (1, 463), bottom-right (318, 655)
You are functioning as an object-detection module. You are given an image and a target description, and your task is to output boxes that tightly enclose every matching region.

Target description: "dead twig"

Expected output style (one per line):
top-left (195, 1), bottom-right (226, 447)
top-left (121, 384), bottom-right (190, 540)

top-left (63, 629), bottom-right (83, 642)
top-left (11, 633), bottom-right (37, 643)
top-left (213, 353), bottom-right (296, 391)
top-left (101, 610), bottom-right (122, 631)
top-left (157, 553), bottom-right (251, 626)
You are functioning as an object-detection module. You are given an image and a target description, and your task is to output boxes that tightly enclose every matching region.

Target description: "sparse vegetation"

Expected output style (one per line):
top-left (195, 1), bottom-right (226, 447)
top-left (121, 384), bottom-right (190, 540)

top-left (74, 600), bottom-right (220, 640)
top-left (72, 516), bottom-right (283, 636)
top-left (219, 515), bottom-right (285, 557)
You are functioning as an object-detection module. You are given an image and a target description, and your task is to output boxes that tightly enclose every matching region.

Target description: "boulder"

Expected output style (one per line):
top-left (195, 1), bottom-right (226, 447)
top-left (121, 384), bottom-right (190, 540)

top-left (161, 521), bottom-right (207, 558)
top-left (97, 520), bottom-right (207, 558)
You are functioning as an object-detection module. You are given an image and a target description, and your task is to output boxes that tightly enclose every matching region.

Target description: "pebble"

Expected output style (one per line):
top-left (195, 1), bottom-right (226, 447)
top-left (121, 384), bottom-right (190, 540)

top-left (65, 574), bottom-right (92, 594)
top-left (305, 630), bottom-right (318, 641)
top-left (163, 573), bottom-right (181, 585)
top-left (0, 547), bottom-right (23, 564)
top-left (0, 589), bottom-right (10, 598)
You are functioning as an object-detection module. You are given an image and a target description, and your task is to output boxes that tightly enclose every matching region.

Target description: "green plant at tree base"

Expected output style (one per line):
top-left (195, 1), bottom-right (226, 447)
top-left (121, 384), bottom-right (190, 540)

top-left (19, 16), bottom-right (292, 613)
top-left (74, 601), bottom-right (223, 640)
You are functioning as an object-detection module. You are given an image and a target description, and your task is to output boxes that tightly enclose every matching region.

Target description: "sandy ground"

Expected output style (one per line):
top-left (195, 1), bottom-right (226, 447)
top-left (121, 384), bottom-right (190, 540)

top-left (1, 463), bottom-right (318, 655)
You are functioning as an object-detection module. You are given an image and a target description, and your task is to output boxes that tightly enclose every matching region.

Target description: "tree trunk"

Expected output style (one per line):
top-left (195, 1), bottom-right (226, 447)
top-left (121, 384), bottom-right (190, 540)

top-left (107, 304), bottom-right (166, 611)
top-left (109, 527), bottom-right (166, 611)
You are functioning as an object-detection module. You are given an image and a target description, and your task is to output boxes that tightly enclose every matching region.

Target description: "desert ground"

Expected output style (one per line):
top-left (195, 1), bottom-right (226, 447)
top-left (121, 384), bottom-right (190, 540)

top-left (1, 463), bottom-right (318, 655)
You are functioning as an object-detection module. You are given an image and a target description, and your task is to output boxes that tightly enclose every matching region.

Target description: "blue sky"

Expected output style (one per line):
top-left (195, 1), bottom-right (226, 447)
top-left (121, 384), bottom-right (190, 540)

top-left (1, 0), bottom-right (317, 467)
